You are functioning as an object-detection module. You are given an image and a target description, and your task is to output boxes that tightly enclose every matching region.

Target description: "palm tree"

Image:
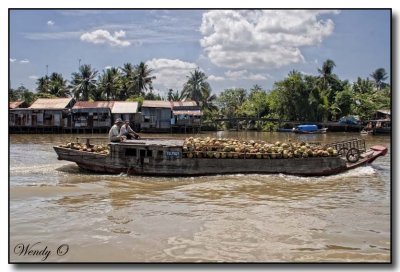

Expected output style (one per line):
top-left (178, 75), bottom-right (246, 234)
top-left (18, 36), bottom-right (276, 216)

top-left (48, 72), bottom-right (69, 97)
top-left (201, 87), bottom-right (218, 112)
top-left (168, 89), bottom-right (186, 101)
top-left (182, 69), bottom-right (211, 105)
top-left (36, 75), bottom-right (50, 94)
top-left (318, 59), bottom-right (336, 89)
top-left (98, 67), bottom-right (121, 100)
top-left (370, 68), bottom-right (388, 90)
top-left (133, 62), bottom-right (156, 95)
top-left (120, 63), bottom-right (136, 98)
top-left (70, 64), bottom-right (98, 101)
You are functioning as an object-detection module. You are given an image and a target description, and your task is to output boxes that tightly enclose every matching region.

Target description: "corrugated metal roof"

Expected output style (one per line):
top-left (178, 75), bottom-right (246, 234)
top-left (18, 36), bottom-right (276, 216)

top-left (111, 101), bottom-right (138, 114)
top-left (172, 101), bottom-right (198, 107)
top-left (9, 101), bottom-right (25, 109)
top-left (29, 98), bottom-right (73, 109)
top-left (72, 101), bottom-right (115, 109)
top-left (142, 100), bottom-right (172, 108)
top-left (173, 110), bottom-right (203, 116)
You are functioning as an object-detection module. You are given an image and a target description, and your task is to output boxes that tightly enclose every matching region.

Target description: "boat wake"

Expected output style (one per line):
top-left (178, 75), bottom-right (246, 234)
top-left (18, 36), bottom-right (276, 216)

top-left (276, 166), bottom-right (377, 183)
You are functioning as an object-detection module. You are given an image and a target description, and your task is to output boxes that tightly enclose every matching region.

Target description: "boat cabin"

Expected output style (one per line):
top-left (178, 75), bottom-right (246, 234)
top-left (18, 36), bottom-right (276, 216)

top-left (108, 139), bottom-right (184, 165)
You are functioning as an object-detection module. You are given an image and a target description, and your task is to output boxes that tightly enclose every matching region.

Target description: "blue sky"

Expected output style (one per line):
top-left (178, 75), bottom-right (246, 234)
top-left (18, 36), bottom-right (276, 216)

top-left (9, 9), bottom-right (391, 95)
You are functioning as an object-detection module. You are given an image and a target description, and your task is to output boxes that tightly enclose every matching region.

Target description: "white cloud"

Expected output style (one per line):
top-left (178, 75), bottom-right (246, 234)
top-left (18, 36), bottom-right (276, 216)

top-left (80, 29), bottom-right (131, 47)
top-left (225, 70), bottom-right (248, 78)
top-left (146, 58), bottom-right (198, 91)
top-left (10, 58), bottom-right (16, 63)
top-left (29, 75), bottom-right (39, 80)
top-left (208, 75), bottom-right (225, 81)
top-left (247, 73), bottom-right (268, 80)
top-left (225, 70), bottom-right (268, 81)
top-left (19, 59), bottom-right (30, 64)
top-left (47, 20), bottom-right (55, 26)
top-left (200, 10), bottom-right (338, 69)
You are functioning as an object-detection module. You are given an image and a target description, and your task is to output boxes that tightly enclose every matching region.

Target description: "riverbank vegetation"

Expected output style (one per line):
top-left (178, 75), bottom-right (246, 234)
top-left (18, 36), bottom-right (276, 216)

top-left (9, 59), bottom-right (390, 130)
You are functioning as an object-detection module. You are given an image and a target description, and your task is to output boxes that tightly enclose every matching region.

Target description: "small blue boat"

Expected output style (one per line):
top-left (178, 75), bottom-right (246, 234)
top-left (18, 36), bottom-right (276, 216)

top-left (293, 124), bottom-right (328, 134)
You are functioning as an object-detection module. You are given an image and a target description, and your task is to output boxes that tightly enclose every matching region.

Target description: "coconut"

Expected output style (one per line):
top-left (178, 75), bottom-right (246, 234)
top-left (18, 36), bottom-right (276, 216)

top-left (256, 153), bottom-right (262, 159)
top-left (214, 152), bottom-right (221, 159)
top-left (187, 153), bottom-right (194, 158)
top-left (221, 153), bottom-right (227, 159)
top-left (327, 147), bottom-right (334, 154)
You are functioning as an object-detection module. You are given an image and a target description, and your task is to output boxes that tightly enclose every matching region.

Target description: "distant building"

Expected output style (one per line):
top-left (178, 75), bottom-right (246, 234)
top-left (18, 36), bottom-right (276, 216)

top-left (171, 101), bottom-right (202, 129)
top-left (141, 100), bottom-right (173, 131)
top-left (9, 101), bottom-right (28, 109)
top-left (111, 101), bottom-right (140, 130)
top-left (71, 101), bottom-right (114, 129)
top-left (9, 98), bottom-right (75, 127)
top-left (375, 109), bottom-right (391, 120)
top-left (141, 100), bottom-right (203, 132)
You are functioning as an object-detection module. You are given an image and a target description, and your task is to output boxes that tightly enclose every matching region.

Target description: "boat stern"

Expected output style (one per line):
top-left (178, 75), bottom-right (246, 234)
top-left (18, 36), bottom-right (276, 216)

top-left (370, 145), bottom-right (388, 156)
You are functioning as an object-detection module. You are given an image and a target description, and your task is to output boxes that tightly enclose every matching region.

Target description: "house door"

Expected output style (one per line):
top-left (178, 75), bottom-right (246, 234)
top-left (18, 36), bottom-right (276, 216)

top-left (54, 113), bottom-right (61, 126)
top-left (88, 115), bottom-right (94, 128)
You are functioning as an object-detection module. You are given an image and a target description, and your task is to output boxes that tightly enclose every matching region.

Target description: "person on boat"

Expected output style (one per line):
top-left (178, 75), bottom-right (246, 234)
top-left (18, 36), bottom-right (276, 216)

top-left (108, 118), bottom-right (126, 142)
top-left (120, 120), bottom-right (140, 140)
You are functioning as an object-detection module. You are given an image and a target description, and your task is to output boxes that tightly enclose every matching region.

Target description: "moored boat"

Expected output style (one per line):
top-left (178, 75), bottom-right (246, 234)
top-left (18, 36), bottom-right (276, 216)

top-left (293, 124), bottom-right (327, 134)
top-left (54, 138), bottom-right (387, 177)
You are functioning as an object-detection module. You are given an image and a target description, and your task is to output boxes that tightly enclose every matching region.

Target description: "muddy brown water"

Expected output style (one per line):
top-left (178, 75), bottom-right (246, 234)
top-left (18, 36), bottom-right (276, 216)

top-left (9, 132), bottom-right (391, 262)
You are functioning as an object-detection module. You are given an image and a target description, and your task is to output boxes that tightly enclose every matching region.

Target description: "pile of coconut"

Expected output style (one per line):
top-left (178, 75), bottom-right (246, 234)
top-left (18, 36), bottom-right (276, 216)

top-left (183, 137), bottom-right (338, 159)
top-left (58, 142), bottom-right (109, 155)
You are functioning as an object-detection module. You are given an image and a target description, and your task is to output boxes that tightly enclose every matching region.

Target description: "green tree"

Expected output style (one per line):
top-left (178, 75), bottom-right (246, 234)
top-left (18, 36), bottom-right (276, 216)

top-left (120, 63), bottom-right (136, 98)
top-left (273, 70), bottom-right (310, 121)
top-left (9, 86), bottom-right (36, 105)
top-left (353, 77), bottom-right (374, 94)
top-left (201, 88), bottom-right (218, 112)
top-left (168, 89), bottom-right (185, 101)
top-left (182, 69), bottom-right (211, 105)
top-left (70, 64), bottom-right (98, 101)
top-left (134, 62), bottom-right (156, 95)
top-left (35, 75), bottom-right (50, 94)
top-left (217, 88), bottom-right (247, 118)
top-left (332, 85), bottom-right (353, 119)
top-left (144, 91), bottom-right (162, 100)
top-left (98, 67), bottom-right (122, 100)
top-left (370, 68), bottom-right (388, 90)
top-left (48, 73), bottom-right (69, 97)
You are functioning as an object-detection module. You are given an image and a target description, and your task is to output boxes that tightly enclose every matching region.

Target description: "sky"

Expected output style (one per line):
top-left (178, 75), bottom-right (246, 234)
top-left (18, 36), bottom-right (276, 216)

top-left (9, 9), bottom-right (391, 96)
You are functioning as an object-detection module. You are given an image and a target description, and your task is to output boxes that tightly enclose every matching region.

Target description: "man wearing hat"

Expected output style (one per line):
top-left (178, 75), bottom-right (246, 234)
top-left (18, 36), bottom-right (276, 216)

top-left (108, 118), bottom-right (125, 142)
top-left (120, 120), bottom-right (140, 140)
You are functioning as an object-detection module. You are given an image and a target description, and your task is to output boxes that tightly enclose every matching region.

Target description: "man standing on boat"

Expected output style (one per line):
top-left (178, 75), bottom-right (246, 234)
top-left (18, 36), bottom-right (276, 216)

top-left (120, 120), bottom-right (140, 139)
top-left (108, 118), bottom-right (126, 142)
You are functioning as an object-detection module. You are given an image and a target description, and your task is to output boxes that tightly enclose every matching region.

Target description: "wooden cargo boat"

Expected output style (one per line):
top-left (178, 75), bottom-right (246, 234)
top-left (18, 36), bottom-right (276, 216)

top-left (54, 138), bottom-right (387, 177)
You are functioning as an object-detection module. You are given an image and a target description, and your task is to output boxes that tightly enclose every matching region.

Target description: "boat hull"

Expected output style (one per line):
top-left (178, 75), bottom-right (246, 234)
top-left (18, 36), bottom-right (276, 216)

top-left (54, 146), bottom-right (348, 176)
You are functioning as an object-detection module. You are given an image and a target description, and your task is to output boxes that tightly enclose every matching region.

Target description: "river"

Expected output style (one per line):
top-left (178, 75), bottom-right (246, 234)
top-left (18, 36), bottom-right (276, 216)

top-left (9, 132), bottom-right (391, 262)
